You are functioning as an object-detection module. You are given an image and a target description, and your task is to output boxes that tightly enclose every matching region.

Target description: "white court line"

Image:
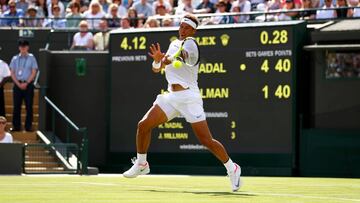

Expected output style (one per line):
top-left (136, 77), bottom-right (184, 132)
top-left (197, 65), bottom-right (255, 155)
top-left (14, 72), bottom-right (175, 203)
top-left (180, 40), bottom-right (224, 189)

top-left (135, 175), bottom-right (192, 178)
top-left (0, 181), bottom-right (359, 202)
top-left (249, 182), bottom-right (360, 188)
top-left (71, 182), bottom-right (118, 186)
top-left (0, 183), bottom-right (71, 186)
top-left (22, 174), bottom-right (192, 178)
top-left (68, 182), bottom-right (360, 202)
top-left (246, 192), bottom-right (360, 202)
top-left (97, 174), bottom-right (192, 178)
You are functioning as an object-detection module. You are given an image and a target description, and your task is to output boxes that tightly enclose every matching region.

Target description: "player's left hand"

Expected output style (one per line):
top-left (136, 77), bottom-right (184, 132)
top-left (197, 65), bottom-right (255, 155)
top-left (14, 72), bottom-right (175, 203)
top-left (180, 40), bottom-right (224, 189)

top-left (148, 43), bottom-right (164, 63)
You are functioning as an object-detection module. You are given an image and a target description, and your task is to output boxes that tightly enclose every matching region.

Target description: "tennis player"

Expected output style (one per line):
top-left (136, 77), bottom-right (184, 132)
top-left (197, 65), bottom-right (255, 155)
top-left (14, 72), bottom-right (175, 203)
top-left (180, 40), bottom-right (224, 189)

top-left (123, 14), bottom-right (242, 192)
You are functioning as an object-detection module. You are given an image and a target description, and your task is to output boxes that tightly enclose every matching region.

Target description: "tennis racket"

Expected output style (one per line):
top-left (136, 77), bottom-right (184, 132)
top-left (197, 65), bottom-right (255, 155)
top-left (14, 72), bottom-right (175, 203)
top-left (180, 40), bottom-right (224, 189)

top-left (169, 37), bottom-right (200, 67)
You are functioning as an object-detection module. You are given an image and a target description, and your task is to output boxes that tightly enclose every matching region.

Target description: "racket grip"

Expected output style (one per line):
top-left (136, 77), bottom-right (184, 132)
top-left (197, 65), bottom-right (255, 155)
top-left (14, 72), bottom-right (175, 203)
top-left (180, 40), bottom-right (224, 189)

top-left (168, 54), bottom-right (183, 62)
top-left (167, 55), bottom-right (175, 62)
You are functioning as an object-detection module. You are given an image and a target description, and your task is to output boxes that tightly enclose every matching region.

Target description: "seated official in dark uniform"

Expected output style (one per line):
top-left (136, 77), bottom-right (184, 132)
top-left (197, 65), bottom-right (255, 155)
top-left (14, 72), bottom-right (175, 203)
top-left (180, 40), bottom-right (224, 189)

top-left (9, 39), bottom-right (38, 132)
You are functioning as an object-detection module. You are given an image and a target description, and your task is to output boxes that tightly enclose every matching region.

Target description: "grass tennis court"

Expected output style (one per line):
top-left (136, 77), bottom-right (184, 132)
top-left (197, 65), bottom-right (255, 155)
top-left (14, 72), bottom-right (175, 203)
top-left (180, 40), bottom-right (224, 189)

top-left (0, 175), bottom-right (359, 203)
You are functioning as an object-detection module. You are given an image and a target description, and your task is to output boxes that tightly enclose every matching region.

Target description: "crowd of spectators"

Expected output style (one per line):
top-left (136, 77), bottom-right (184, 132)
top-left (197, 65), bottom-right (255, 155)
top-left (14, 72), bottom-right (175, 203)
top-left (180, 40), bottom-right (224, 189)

top-left (326, 52), bottom-right (360, 78)
top-left (0, 0), bottom-right (359, 29)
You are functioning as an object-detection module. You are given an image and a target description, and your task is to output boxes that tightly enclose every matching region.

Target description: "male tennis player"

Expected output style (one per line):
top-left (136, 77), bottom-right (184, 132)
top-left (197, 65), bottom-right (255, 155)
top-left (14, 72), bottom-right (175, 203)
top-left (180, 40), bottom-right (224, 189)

top-left (123, 14), bottom-right (242, 192)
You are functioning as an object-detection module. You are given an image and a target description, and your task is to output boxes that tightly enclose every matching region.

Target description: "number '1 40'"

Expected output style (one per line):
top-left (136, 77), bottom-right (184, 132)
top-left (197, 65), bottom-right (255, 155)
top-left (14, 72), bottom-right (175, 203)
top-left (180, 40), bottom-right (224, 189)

top-left (262, 85), bottom-right (291, 99)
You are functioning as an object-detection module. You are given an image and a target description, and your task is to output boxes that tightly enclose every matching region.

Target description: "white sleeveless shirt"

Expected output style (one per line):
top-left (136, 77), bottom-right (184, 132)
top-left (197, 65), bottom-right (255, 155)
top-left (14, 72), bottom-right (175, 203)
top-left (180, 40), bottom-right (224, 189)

top-left (164, 39), bottom-right (200, 93)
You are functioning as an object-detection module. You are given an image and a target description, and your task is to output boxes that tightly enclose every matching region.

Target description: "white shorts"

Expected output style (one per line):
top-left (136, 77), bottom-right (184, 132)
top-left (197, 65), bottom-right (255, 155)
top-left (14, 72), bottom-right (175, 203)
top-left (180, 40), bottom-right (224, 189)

top-left (153, 90), bottom-right (206, 123)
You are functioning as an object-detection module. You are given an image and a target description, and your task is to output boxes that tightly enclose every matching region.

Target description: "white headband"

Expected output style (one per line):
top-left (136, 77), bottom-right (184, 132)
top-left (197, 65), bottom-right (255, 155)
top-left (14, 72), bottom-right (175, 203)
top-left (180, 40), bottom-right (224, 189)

top-left (181, 18), bottom-right (197, 29)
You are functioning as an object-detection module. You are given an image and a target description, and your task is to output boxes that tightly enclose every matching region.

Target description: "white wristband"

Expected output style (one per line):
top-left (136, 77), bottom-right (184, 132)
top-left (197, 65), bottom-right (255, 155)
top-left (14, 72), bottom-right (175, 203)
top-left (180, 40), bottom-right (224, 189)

top-left (152, 60), bottom-right (161, 69)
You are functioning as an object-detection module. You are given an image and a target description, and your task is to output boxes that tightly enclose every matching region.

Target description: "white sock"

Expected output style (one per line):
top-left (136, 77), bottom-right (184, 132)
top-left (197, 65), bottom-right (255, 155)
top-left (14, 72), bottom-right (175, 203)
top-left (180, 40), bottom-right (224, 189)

top-left (137, 153), bottom-right (147, 164)
top-left (224, 158), bottom-right (235, 172)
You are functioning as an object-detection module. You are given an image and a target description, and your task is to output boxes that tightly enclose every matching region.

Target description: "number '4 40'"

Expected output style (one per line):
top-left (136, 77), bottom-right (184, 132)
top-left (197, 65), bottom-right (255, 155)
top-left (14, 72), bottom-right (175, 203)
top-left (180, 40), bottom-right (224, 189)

top-left (261, 59), bottom-right (291, 73)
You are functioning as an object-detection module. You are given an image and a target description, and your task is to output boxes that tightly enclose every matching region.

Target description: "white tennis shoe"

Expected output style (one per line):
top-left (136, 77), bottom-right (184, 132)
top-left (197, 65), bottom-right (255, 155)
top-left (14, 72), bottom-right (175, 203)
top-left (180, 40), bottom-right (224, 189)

top-left (228, 163), bottom-right (242, 192)
top-left (123, 158), bottom-right (150, 178)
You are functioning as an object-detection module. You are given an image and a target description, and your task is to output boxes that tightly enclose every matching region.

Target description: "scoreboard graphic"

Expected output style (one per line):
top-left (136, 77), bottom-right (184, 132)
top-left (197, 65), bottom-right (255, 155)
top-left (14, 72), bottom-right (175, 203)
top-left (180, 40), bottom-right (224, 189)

top-left (109, 21), bottom-right (306, 156)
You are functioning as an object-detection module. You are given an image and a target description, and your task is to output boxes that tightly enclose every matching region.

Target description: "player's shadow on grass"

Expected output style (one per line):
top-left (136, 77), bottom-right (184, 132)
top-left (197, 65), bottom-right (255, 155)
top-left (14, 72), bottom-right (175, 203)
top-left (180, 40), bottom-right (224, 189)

top-left (139, 189), bottom-right (255, 197)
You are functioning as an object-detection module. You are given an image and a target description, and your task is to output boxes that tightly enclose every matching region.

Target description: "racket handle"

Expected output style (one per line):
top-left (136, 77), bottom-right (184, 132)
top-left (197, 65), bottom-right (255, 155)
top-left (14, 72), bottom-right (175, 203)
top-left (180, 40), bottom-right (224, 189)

top-left (167, 55), bottom-right (175, 62)
top-left (168, 54), bottom-right (181, 62)
top-left (169, 47), bottom-right (183, 62)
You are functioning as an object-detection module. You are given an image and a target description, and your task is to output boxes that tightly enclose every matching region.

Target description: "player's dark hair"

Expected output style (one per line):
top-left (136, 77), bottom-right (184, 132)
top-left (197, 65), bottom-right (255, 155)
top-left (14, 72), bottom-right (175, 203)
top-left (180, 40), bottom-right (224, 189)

top-left (184, 14), bottom-right (199, 27)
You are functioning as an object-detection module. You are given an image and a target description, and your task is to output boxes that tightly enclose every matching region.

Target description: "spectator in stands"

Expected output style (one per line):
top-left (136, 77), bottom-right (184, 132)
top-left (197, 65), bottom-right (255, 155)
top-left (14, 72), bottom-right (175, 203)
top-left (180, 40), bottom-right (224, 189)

top-left (209, 0), bottom-right (234, 24)
top-left (93, 19), bottom-right (109, 50)
top-left (195, 0), bottom-right (215, 13)
top-left (316, 0), bottom-right (336, 19)
top-left (354, 54), bottom-right (360, 77)
top-left (299, 0), bottom-right (316, 19)
top-left (144, 16), bottom-right (160, 27)
top-left (9, 39), bottom-right (38, 132)
top-left (66, 0), bottom-right (88, 13)
top-left (254, 2), bottom-right (272, 21)
top-left (232, 4), bottom-right (242, 22)
top-left (16, 0), bottom-right (28, 13)
top-left (161, 17), bottom-right (174, 26)
top-left (1, 0), bottom-right (24, 26)
top-left (127, 7), bottom-right (138, 27)
top-left (99, 0), bottom-right (110, 13)
top-left (349, 0), bottom-right (360, 17)
top-left (175, 0), bottom-right (194, 14)
top-left (311, 0), bottom-right (320, 8)
top-left (0, 0), bottom-right (9, 14)
top-left (23, 6), bottom-right (43, 27)
top-left (120, 0), bottom-right (133, 9)
top-left (267, 0), bottom-right (282, 10)
top-left (34, 0), bottom-right (48, 17)
top-left (0, 59), bottom-right (10, 117)
top-left (277, 0), bottom-right (298, 20)
top-left (335, 0), bottom-right (352, 18)
top-left (155, 4), bottom-right (170, 16)
top-left (43, 4), bottom-right (66, 28)
top-left (120, 15), bottom-right (131, 28)
top-left (106, 3), bottom-right (121, 27)
top-left (47, 0), bottom-right (65, 17)
top-left (251, 0), bottom-right (265, 10)
top-left (153, 0), bottom-right (173, 13)
top-left (0, 117), bottom-right (12, 143)
top-left (280, 0), bottom-right (301, 8)
top-left (83, 1), bottom-right (106, 29)
top-left (133, 0), bottom-right (154, 17)
top-left (137, 13), bottom-right (146, 27)
top-left (66, 2), bottom-right (83, 28)
top-left (79, 0), bottom-right (89, 13)
top-left (112, 0), bottom-right (127, 16)
top-left (231, 0), bottom-right (251, 23)
top-left (224, 0), bottom-right (233, 11)
top-left (319, 0), bottom-right (336, 7)
top-left (71, 20), bottom-right (94, 50)
top-left (153, 5), bottom-right (169, 28)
